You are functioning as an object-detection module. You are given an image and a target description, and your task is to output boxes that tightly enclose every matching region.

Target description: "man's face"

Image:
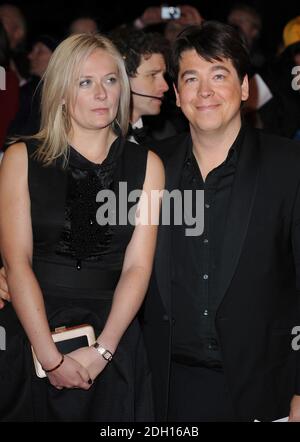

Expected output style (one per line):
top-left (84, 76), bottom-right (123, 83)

top-left (130, 53), bottom-right (169, 123)
top-left (0, 7), bottom-right (25, 48)
top-left (70, 18), bottom-right (98, 35)
top-left (227, 10), bottom-right (258, 47)
top-left (174, 49), bottom-right (249, 135)
top-left (28, 42), bottom-right (53, 78)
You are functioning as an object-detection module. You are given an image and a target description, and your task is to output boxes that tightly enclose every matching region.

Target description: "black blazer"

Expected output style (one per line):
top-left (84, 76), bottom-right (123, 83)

top-left (142, 126), bottom-right (300, 421)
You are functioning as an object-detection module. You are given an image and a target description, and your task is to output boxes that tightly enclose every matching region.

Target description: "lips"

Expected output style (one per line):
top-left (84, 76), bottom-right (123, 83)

top-left (91, 108), bottom-right (109, 114)
top-left (196, 104), bottom-right (220, 111)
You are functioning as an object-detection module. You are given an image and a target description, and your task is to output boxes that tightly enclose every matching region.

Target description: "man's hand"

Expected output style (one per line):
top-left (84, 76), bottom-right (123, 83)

top-left (289, 395), bottom-right (300, 421)
top-left (0, 266), bottom-right (10, 309)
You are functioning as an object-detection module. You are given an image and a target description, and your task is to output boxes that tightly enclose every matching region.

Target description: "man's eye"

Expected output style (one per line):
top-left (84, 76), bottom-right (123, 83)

top-left (185, 77), bottom-right (197, 83)
top-left (214, 74), bottom-right (225, 80)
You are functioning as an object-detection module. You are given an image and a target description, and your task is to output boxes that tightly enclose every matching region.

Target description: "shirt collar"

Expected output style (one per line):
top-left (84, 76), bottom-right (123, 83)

top-left (184, 125), bottom-right (246, 166)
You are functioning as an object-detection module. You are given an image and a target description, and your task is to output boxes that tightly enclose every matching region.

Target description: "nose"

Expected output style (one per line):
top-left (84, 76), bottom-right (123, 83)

top-left (197, 80), bottom-right (214, 98)
top-left (95, 82), bottom-right (107, 100)
top-left (160, 77), bottom-right (169, 93)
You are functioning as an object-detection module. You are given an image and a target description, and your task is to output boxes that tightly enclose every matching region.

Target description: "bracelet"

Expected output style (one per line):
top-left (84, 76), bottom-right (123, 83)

top-left (92, 342), bottom-right (113, 362)
top-left (43, 354), bottom-right (65, 373)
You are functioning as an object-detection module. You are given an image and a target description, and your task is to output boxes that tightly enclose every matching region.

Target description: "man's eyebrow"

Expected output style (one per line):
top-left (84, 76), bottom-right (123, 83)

top-left (210, 65), bottom-right (231, 73)
top-left (181, 69), bottom-right (198, 79)
top-left (180, 66), bottom-right (231, 79)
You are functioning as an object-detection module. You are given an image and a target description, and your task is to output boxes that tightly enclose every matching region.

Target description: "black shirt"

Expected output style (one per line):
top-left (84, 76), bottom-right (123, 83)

top-left (171, 127), bottom-right (245, 368)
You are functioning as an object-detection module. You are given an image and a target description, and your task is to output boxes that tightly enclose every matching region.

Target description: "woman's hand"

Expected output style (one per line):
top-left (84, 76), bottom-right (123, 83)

top-left (67, 347), bottom-right (109, 381)
top-left (46, 354), bottom-right (93, 390)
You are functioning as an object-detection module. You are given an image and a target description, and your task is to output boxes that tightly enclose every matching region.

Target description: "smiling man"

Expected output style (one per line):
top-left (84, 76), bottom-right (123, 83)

top-left (142, 21), bottom-right (300, 422)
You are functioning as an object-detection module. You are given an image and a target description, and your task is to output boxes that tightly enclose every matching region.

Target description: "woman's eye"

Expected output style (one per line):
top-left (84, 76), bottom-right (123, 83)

top-left (106, 77), bottom-right (117, 84)
top-left (79, 79), bottom-right (91, 87)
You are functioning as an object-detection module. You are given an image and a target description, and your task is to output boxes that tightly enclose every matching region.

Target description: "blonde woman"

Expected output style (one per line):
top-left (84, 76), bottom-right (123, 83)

top-left (0, 33), bottom-right (164, 421)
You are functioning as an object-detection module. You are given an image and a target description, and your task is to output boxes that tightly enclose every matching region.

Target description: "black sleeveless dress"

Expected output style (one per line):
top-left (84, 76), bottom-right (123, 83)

top-left (0, 137), bottom-right (154, 422)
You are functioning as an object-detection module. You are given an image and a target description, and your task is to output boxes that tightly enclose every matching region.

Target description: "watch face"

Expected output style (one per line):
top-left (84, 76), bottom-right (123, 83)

top-left (104, 351), bottom-right (112, 361)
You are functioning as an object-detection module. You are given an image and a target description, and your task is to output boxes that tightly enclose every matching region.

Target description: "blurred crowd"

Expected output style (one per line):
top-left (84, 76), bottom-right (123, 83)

top-left (0, 2), bottom-right (300, 151)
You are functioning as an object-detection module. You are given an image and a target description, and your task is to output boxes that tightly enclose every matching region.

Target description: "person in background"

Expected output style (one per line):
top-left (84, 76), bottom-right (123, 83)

top-left (0, 21), bottom-right (19, 150)
top-left (68, 16), bottom-right (99, 35)
top-left (112, 29), bottom-right (170, 142)
top-left (133, 4), bottom-right (203, 44)
top-left (0, 3), bottom-right (28, 83)
top-left (7, 34), bottom-right (58, 139)
top-left (227, 3), bottom-right (265, 70)
top-left (245, 15), bottom-right (300, 139)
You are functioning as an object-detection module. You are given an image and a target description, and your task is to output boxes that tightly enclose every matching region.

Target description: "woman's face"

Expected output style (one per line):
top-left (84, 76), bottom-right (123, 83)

top-left (69, 49), bottom-right (121, 133)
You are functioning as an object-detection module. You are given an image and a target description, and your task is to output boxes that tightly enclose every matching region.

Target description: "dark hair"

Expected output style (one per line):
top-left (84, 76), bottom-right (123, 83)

top-left (0, 20), bottom-right (10, 68)
top-left (171, 21), bottom-right (251, 84)
top-left (111, 28), bottom-right (170, 77)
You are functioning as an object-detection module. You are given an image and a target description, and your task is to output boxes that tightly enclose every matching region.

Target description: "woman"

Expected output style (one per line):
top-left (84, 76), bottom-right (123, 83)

top-left (0, 33), bottom-right (164, 421)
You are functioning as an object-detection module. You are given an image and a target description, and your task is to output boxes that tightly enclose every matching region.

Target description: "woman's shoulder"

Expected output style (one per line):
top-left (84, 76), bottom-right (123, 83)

top-left (3, 141), bottom-right (27, 161)
top-left (0, 142), bottom-right (28, 181)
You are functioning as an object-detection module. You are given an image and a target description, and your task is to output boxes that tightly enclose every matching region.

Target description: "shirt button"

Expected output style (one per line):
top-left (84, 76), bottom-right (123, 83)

top-left (203, 274), bottom-right (209, 280)
top-left (205, 204), bottom-right (210, 209)
top-left (204, 239), bottom-right (209, 244)
top-left (203, 309), bottom-right (209, 317)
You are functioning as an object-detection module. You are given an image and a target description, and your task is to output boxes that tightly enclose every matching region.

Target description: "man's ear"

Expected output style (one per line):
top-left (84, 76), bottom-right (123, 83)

top-left (241, 74), bottom-right (249, 102)
top-left (173, 82), bottom-right (181, 108)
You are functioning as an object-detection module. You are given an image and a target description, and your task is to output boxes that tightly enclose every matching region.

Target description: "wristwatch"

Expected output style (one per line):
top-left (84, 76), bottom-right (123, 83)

top-left (92, 342), bottom-right (113, 362)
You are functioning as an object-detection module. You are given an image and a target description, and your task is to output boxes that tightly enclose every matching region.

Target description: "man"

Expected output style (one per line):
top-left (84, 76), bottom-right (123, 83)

top-left (68, 16), bottom-right (98, 35)
top-left (111, 29), bottom-right (185, 150)
top-left (142, 21), bottom-right (300, 421)
top-left (0, 3), bottom-right (28, 83)
top-left (0, 3), bottom-right (26, 50)
top-left (227, 3), bottom-right (265, 70)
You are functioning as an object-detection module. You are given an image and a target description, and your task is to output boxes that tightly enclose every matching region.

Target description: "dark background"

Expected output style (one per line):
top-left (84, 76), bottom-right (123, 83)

top-left (2, 0), bottom-right (299, 57)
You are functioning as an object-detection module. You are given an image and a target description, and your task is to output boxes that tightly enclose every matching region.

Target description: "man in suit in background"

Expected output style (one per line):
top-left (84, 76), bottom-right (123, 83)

top-left (111, 29), bottom-right (186, 151)
top-left (142, 21), bottom-right (300, 422)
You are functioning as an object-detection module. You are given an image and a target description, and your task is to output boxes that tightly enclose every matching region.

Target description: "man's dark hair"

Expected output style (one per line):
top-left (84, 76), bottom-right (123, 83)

top-left (171, 21), bottom-right (251, 84)
top-left (111, 28), bottom-right (170, 77)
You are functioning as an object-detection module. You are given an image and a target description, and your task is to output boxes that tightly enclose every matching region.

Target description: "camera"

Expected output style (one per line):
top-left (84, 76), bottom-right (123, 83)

top-left (161, 6), bottom-right (181, 20)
